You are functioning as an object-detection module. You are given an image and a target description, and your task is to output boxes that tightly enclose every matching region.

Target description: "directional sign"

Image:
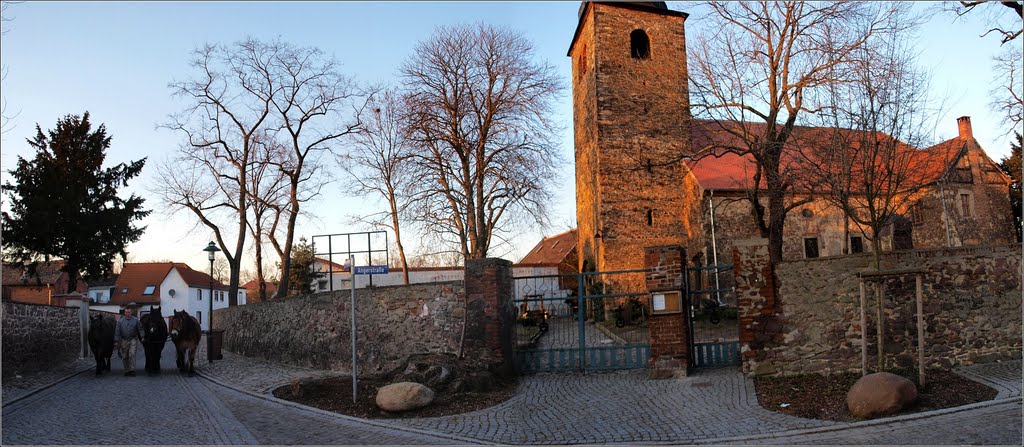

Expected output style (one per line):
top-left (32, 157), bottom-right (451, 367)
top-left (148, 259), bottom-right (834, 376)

top-left (353, 265), bottom-right (389, 275)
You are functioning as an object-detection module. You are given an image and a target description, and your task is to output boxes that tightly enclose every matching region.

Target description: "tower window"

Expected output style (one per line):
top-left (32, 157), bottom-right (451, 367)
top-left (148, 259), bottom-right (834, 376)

top-left (630, 29), bottom-right (650, 60)
top-left (646, 209), bottom-right (654, 226)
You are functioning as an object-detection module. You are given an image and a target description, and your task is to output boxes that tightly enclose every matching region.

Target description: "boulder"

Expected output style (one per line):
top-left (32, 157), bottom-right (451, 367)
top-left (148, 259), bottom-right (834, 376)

top-left (375, 382), bottom-right (435, 412)
top-left (846, 372), bottom-right (918, 419)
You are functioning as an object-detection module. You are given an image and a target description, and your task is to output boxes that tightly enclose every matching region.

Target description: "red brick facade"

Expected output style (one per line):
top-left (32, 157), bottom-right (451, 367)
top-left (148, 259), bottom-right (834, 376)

top-left (643, 245), bottom-right (689, 377)
top-left (464, 258), bottom-right (514, 371)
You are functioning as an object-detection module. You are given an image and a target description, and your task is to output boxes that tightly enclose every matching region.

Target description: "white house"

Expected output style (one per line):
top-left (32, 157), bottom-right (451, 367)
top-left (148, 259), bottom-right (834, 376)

top-left (109, 262), bottom-right (246, 331)
top-left (310, 257), bottom-right (464, 292)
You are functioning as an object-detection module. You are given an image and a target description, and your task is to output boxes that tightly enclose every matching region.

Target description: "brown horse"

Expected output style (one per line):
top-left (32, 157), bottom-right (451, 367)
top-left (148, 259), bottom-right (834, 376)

top-left (168, 310), bottom-right (201, 376)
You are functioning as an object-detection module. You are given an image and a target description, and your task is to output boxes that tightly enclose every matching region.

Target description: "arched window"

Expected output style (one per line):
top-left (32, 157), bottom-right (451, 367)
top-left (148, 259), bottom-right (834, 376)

top-left (631, 29), bottom-right (650, 59)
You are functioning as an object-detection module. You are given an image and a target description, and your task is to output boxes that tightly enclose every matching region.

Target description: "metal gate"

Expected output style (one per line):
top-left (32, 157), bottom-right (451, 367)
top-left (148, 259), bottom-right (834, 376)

top-left (686, 264), bottom-right (740, 368)
top-left (511, 269), bottom-right (651, 373)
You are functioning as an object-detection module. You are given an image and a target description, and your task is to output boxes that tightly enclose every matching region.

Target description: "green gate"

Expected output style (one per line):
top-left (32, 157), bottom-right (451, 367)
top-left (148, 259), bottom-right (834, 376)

top-left (512, 269), bottom-right (651, 373)
top-left (686, 264), bottom-right (741, 368)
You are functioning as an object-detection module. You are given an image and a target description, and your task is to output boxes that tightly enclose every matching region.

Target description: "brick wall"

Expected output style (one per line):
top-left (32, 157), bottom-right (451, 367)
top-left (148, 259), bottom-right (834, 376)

top-left (734, 239), bottom-right (1022, 376)
top-left (464, 258), bottom-right (514, 372)
top-left (644, 245), bottom-right (689, 376)
top-left (1, 302), bottom-right (82, 374)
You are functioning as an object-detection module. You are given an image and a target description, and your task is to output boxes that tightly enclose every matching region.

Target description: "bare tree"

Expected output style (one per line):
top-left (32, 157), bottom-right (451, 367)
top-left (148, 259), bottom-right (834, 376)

top-left (809, 37), bottom-right (943, 371)
top-left (158, 40), bottom-right (276, 306)
top-left (245, 131), bottom-right (290, 302)
top-left (261, 39), bottom-right (369, 298)
top-left (400, 23), bottom-right (563, 260)
top-left (991, 48), bottom-right (1024, 133)
top-left (1, 1), bottom-right (22, 135)
top-left (949, 0), bottom-right (1023, 44)
top-left (340, 89), bottom-right (414, 284)
top-left (689, 1), bottom-right (908, 263)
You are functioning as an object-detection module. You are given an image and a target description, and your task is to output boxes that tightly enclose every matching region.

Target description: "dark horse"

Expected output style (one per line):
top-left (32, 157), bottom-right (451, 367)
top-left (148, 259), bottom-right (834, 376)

top-left (140, 306), bottom-right (168, 375)
top-left (87, 314), bottom-right (115, 375)
top-left (168, 310), bottom-right (201, 376)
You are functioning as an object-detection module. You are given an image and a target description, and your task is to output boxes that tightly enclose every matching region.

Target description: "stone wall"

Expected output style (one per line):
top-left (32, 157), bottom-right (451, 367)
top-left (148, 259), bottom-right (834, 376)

top-left (1, 302), bottom-right (83, 373)
top-left (735, 240), bottom-right (1021, 376)
top-left (213, 281), bottom-right (465, 377)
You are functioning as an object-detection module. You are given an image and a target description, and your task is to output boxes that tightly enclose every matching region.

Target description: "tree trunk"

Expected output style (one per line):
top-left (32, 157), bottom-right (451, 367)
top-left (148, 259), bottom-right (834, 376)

top-left (872, 235), bottom-right (884, 371)
top-left (390, 201), bottom-right (410, 285)
top-left (277, 181), bottom-right (300, 298)
top-left (254, 241), bottom-right (267, 302)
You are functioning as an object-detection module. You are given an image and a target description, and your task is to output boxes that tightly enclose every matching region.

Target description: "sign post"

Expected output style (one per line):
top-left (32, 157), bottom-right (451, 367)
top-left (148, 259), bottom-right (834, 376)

top-left (350, 255), bottom-right (357, 403)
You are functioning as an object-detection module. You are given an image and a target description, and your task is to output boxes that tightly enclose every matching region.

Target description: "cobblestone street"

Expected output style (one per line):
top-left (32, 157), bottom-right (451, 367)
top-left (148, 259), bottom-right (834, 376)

top-left (3, 339), bottom-right (1021, 445)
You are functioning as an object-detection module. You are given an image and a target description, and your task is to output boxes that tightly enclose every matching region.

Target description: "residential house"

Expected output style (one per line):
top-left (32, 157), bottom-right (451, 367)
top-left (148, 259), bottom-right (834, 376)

top-left (111, 262), bottom-right (246, 330)
top-left (514, 229), bottom-right (579, 315)
top-left (1, 261), bottom-right (88, 305)
top-left (242, 279), bottom-right (279, 304)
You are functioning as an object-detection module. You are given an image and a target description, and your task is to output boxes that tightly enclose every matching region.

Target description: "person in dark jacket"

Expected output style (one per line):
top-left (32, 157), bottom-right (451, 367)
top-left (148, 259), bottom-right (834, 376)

top-left (114, 303), bottom-right (144, 376)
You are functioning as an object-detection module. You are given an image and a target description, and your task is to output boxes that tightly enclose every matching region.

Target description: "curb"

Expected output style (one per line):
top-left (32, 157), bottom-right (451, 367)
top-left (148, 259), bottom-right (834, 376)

top-left (195, 370), bottom-right (488, 445)
top-left (2, 363), bottom-right (94, 409)
top-left (688, 396), bottom-right (1023, 445)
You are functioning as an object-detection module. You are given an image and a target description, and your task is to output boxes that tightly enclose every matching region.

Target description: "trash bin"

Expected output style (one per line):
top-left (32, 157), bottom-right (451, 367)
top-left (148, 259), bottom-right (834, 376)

top-left (208, 329), bottom-right (225, 360)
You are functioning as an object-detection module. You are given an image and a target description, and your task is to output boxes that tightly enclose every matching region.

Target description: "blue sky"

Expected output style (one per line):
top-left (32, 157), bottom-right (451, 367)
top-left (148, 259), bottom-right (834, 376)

top-left (1, 1), bottom-right (1019, 274)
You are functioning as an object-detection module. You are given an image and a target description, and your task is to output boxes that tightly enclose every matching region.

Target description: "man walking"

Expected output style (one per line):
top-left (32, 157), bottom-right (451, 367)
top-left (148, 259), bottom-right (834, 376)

top-left (114, 303), bottom-right (143, 376)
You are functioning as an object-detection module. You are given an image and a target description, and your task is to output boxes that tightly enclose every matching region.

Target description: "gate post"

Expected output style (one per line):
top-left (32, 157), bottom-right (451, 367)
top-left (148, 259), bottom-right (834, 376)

top-left (464, 258), bottom-right (514, 373)
top-left (644, 245), bottom-right (689, 379)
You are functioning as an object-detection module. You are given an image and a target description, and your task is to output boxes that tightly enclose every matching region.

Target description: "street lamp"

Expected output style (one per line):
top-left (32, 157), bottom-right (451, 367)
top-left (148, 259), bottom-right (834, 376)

top-left (203, 241), bottom-right (221, 363)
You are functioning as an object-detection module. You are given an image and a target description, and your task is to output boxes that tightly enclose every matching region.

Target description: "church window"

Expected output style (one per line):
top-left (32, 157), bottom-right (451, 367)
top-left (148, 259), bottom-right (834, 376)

top-left (647, 208), bottom-right (654, 226)
top-left (630, 29), bottom-right (650, 59)
top-left (804, 238), bottom-right (819, 259)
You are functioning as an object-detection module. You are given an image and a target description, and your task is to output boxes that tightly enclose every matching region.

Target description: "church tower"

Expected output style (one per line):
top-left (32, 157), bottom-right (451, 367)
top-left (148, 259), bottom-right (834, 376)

top-left (569, 2), bottom-right (699, 281)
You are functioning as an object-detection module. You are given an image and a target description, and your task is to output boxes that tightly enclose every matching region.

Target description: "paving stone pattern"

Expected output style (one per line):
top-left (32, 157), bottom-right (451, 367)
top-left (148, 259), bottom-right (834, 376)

top-left (4, 337), bottom-right (1022, 445)
top-left (1, 357), bottom-right (92, 405)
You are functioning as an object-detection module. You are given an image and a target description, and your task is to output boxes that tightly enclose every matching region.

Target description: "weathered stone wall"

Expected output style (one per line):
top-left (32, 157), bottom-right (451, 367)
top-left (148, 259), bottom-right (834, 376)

top-left (573, 3), bottom-right (697, 292)
top-left (1, 302), bottom-right (82, 373)
top-left (214, 281), bottom-right (465, 377)
top-left (735, 239), bottom-right (1022, 376)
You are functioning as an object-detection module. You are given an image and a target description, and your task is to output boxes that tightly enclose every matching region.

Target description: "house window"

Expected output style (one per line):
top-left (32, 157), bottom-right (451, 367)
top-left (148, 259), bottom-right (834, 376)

top-left (196, 311), bottom-right (201, 325)
top-left (318, 279), bottom-right (328, 291)
top-left (196, 289), bottom-right (202, 301)
top-left (910, 202), bottom-right (924, 225)
top-left (960, 193), bottom-right (972, 217)
top-left (804, 238), bottom-right (820, 259)
top-left (630, 29), bottom-right (650, 59)
top-left (850, 236), bottom-right (863, 254)
top-left (143, 285), bottom-right (156, 295)
top-left (121, 288), bottom-right (128, 294)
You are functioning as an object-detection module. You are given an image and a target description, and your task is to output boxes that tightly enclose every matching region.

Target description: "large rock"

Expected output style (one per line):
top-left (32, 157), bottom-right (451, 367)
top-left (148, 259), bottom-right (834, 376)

top-left (375, 382), bottom-right (435, 412)
top-left (846, 372), bottom-right (918, 419)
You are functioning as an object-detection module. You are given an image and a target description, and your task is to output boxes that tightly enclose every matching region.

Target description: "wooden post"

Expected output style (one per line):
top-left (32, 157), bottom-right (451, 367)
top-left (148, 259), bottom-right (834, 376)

top-left (860, 280), bottom-right (867, 376)
top-left (876, 282), bottom-right (885, 372)
top-left (916, 273), bottom-right (925, 388)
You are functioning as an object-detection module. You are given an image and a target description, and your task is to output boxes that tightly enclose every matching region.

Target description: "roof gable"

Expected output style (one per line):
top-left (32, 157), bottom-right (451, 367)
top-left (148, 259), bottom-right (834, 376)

top-left (111, 263), bottom-right (174, 305)
top-left (519, 229), bottom-right (578, 265)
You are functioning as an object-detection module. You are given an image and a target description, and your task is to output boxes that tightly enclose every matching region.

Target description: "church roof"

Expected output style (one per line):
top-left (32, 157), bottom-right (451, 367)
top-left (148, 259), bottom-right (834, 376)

top-left (687, 119), bottom-right (959, 193)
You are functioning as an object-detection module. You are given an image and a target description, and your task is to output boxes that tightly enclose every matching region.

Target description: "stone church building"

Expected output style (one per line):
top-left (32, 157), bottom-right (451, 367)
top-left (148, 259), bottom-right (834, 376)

top-left (569, 2), bottom-right (1015, 288)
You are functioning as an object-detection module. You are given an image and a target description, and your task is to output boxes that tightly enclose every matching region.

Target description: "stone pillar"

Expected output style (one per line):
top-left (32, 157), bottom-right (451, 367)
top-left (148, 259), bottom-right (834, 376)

top-left (732, 238), bottom-right (783, 376)
top-left (644, 245), bottom-right (689, 379)
top-left (464, 258), bottom-right (514, 373)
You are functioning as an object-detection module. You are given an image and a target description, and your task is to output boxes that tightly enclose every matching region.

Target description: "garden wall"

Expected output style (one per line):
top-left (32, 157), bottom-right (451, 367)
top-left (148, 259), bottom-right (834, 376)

top-left (214, 281), bottom-right (466, 376)
top-left (734, 240), bottom-right (1021, 376)
top-left (2, 301), bottom-right (83, 374)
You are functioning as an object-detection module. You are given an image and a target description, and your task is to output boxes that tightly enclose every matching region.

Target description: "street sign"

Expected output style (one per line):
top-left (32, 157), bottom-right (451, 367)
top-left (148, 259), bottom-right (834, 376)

top-left (353, 265), bottom-right (389, 275)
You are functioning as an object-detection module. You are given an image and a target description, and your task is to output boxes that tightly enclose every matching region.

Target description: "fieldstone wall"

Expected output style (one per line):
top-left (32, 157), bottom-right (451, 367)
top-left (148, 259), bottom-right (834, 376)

top-left (214, 281), bottom-right (469, 377)
top-left (735, 239), bottom-right (1022, 376)
top-left (1, 302), bottom-right (82, 374)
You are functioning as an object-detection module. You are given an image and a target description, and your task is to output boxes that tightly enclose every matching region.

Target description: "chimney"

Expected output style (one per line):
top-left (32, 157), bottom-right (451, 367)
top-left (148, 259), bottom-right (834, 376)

top-left (957, 116), bottom-right (973, 140)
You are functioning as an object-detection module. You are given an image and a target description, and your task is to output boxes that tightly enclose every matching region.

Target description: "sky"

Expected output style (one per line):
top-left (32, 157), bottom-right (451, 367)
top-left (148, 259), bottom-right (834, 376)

top-left (1, 1), bottom-right (1020, 276)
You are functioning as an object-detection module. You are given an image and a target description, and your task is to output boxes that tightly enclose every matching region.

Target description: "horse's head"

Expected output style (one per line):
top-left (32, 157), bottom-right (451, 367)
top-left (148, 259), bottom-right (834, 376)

top-left (90, 313), bottom-right (104, 324)
top-left (169, 311), bottom-right (183, 340)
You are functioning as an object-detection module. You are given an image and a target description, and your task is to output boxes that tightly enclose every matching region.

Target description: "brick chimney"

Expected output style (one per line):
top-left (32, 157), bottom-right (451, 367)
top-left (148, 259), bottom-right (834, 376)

top-left (957, 116), bottom-right (973, 140)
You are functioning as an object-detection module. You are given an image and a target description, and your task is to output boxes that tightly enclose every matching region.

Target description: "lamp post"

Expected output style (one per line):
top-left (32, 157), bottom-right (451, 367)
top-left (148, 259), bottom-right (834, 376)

top-left (203, 241), bottom-right (221, 363)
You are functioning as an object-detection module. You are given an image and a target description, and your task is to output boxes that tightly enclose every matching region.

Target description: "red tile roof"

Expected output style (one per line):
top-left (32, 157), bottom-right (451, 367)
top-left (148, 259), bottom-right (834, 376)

top-left (110, 262), bottom-right (227, 305)
top-left (242, 279), bottom-right (279, 298)
top-left (2, 261), bottom-right (67, 285)
top-left (519, 230), bottom-right (577, 266)
top-left (688, 119), bottom-right (954, 192)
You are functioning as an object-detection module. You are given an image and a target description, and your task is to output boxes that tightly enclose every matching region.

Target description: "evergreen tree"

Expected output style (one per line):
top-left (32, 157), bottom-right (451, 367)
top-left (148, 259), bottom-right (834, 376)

top-left (286, 237), bottom-right (316, 296)
top-left (2, 112), bottom-right (149, 292)
top-left (999, 133), bottom-right (1023, 241)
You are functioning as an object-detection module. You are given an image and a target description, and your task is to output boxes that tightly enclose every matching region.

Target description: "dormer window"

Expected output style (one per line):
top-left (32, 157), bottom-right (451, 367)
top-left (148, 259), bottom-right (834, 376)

top-left (631, 29), bottom-right (650, 60)
top-left (143, 285), bottom-right (156, 295)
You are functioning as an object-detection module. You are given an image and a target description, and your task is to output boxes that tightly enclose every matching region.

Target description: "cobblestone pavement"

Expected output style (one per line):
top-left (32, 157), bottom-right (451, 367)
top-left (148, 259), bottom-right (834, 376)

top-left (1, 342), bottom-right (471, 445)
top-left (6, 336), bottom-right (1022, 445)
top-left (1, 357), bottom-right (93, 405)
